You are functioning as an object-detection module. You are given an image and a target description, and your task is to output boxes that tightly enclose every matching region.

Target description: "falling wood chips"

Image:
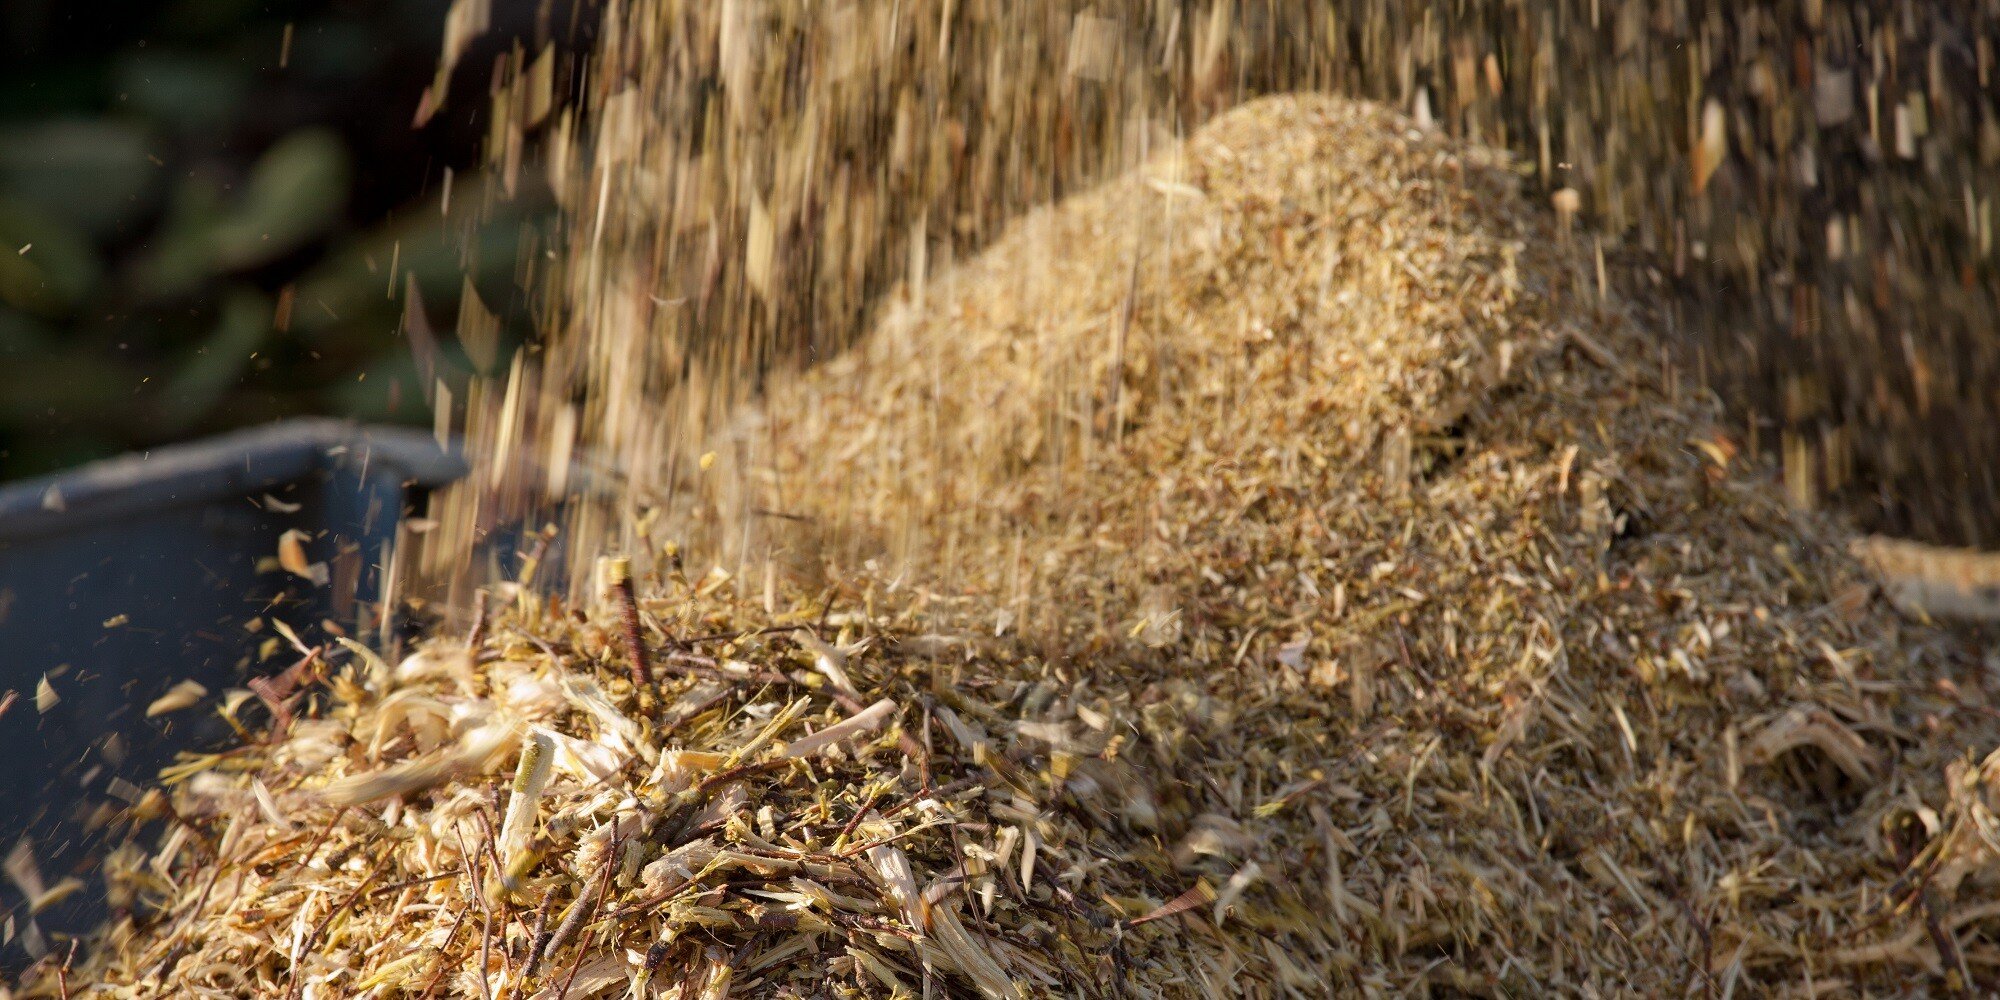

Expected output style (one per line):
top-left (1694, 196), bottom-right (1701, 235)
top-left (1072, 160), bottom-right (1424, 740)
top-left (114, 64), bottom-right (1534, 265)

top-left (29, 97), bottom-right (2000, 998)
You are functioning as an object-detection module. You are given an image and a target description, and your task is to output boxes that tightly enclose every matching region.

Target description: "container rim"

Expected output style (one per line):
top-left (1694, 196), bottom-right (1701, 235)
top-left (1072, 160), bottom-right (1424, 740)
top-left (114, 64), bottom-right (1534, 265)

top-left (0, 418), bottom-right (466, 542)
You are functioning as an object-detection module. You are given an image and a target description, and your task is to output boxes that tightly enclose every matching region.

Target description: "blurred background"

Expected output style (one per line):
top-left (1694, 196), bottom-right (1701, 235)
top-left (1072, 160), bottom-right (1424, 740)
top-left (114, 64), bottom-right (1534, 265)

top-left (0, 0), bottom-right (548, 480)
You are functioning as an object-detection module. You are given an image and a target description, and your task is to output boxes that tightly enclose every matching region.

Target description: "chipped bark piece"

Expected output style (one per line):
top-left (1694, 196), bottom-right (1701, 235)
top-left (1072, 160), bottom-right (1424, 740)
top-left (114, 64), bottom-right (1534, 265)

top-left (145, 680), bottom-right (209, 718)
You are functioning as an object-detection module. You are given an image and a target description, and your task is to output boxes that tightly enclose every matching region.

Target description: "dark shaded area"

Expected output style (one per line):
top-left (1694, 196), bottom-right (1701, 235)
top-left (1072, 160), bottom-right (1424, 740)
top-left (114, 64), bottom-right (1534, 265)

top-left (0, 0), bottom-right (550, 480)
top-left (0, 419), bottom-right (462, 957)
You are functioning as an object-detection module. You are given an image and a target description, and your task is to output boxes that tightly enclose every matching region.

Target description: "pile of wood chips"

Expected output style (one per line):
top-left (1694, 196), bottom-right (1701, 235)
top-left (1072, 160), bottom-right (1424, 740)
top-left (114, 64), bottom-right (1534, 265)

top-left (20, 96), bottom-right (2000, 998)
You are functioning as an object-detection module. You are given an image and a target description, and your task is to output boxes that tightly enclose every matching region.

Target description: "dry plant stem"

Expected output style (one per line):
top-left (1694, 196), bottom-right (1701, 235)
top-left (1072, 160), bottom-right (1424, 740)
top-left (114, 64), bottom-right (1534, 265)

top-left (1664, 890), bottom-right (1720, 999)
top-left (598, 878), bottom-right (699, 924)
top-left (1833, 823), bottom-right (1946, 951)
top-left (541, 849), bottom-right (615, 962)
top-left (287, 861), bottom-right (381, 1000)
top-left (284, 807), bottom-right (349, 881)
top-left (57, 939), bottom-right (75, 1000)
top-left (1108, 240), bottom-right (1140, 446)
top-left (415, 903), bottom-right (470, 1000)
top-left (519, 893), bottom-right (555, 984)
top-left (591, 852), bottom-right (729, 929)
top-left (1920, 890), bottom-right (1972, 997)
top-left (671, 623), bottom-right (798, 647)
top-left (476, 893), bottom-right (494, 1000)
top-left (467, 588), bottom-right (492, 650)
top-left (367, 868), bottom-right (464, 898)
top-left (454, 824), bottom-right (496, 1000)
top-left (250, 646), bottom-right (324, 741)
top-left (472, 805), bottom-right (510, 913)
top-left (695, 758), bottom-right (794, 796)
top-left (919, 706), bottom-right (934, 792)
top-left (664, 651), bottom-right (795, 687)
top-left (554, 844), bottom-right (618, 1000)
top-left (517, 526), bottom-right (556, 587)
top-left (835, 789), bottom-right (886, 845)
top-left (159, 835), bottom-right (231, 953)
top-left (819, 684), bottom-right (925, 762)
top-left (148, 793), bottom-right (217, 858)
top-left (657, 686), bottom-right (737, 739)
top-left (608, 556), bottom-right (650, 691)
top-left (510, 624), bottom-right (564, 663)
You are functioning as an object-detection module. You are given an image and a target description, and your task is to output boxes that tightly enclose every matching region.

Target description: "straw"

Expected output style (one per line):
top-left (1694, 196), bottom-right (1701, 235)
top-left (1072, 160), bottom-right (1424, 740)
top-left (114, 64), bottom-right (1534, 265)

top-left (27, 97), bottom-right (2000, 997)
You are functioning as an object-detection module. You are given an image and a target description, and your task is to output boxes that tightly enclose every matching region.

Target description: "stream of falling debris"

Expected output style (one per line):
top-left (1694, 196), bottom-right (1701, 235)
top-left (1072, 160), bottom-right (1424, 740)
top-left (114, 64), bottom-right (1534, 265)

top-left (22, 6), bottom-right (2000, 994)
top-left (399, 0), bottom-right (2000, 624)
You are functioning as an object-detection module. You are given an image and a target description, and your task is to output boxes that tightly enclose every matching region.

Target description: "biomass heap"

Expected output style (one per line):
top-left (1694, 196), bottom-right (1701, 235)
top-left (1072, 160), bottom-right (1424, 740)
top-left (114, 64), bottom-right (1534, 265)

top-left (32, 97), bottom-right (2000, 998)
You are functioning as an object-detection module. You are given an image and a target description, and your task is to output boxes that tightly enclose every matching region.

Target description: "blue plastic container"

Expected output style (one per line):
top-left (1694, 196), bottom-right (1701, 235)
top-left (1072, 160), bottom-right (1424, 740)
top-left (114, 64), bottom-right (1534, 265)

top-left (0, 419), bottom-right (463, 958)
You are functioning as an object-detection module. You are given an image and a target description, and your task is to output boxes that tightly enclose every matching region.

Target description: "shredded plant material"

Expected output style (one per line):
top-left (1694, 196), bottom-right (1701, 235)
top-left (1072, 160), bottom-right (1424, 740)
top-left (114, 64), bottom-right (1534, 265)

top-left (451, 0), bottom-right (2000, 564)
top-left (15, 97), bottom-right (2000, 997)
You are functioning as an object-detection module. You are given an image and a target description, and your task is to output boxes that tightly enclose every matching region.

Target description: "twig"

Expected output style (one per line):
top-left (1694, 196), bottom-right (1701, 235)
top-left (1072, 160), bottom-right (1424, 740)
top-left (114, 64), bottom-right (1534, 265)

top-left (659, 686), bottom-right (738, 740)
top-left (145, 792), bottom-right (219, 859)
top-left (157, 836), bottom-right (232, 960)
top-left (814, 585), bottom-right (839, 632)
top-left (1108, 226), bottom-right (1141, 444)
top-left (472, 806), bottom-right (511, 908)
top-left (554, 840), bottom-right (620, 1000)
top-left (920, 703), bottom-right (934, 791)
top-left (607, 556), bottom-right (651, 692)
top-left (695, 758), bottom-right (795, 795)
top-left (835, 788), bottom-right (887, 845)
top-left (664, 651), bottom-right (798, 687)
top-left (249, 646), bottom-right (325, 742)
top-left (838, 819), bottom-right (954, 859)
top-left (520, 893), bottom-right (555, 984)
top-left (1680, 899), bottom-right (1718, 1000)
top-left (598, 871), bottom-right (711, 924)
top-left (454, 825), bottom-right (496, 1000)
top-left (511, 625), bottom-right (566, 663)
top-left (1660, 885), bottom-right (1722, 999)
top-left (542, 848), bottom-right (615, 962)
top-left (368, 868), bottom-right (464, 898)
top-left (470, 803), bottom-right (521, 982)
top-left (874, 783), bottom-right (938, 826)
top-left (414, 902), bottom-right (470, 1000)
top-left (668, 623), bottom-right (800, 647)
top-left (1844, 821), bottom-right (1949, 943)
top-left (284, 808), bottom-right (350, 882)
top-left (57, 939), bottom-right (76, 1000)
top-left (287, 860), bottom-right (383, 1000)
top-left (517, 525), bottom-right (557, 587)
top-left (1920, 889), bottom-right (1973, 997)
top-left (466, 588), bottom-right (493, 651)
top-left (821, 685), bottom-right (926, 763)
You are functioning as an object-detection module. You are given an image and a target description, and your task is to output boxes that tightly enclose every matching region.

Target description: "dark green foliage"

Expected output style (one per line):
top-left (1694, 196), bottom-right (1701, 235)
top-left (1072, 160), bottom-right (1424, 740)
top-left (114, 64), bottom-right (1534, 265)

top-left (0, 0), bottom-right (545, 478)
